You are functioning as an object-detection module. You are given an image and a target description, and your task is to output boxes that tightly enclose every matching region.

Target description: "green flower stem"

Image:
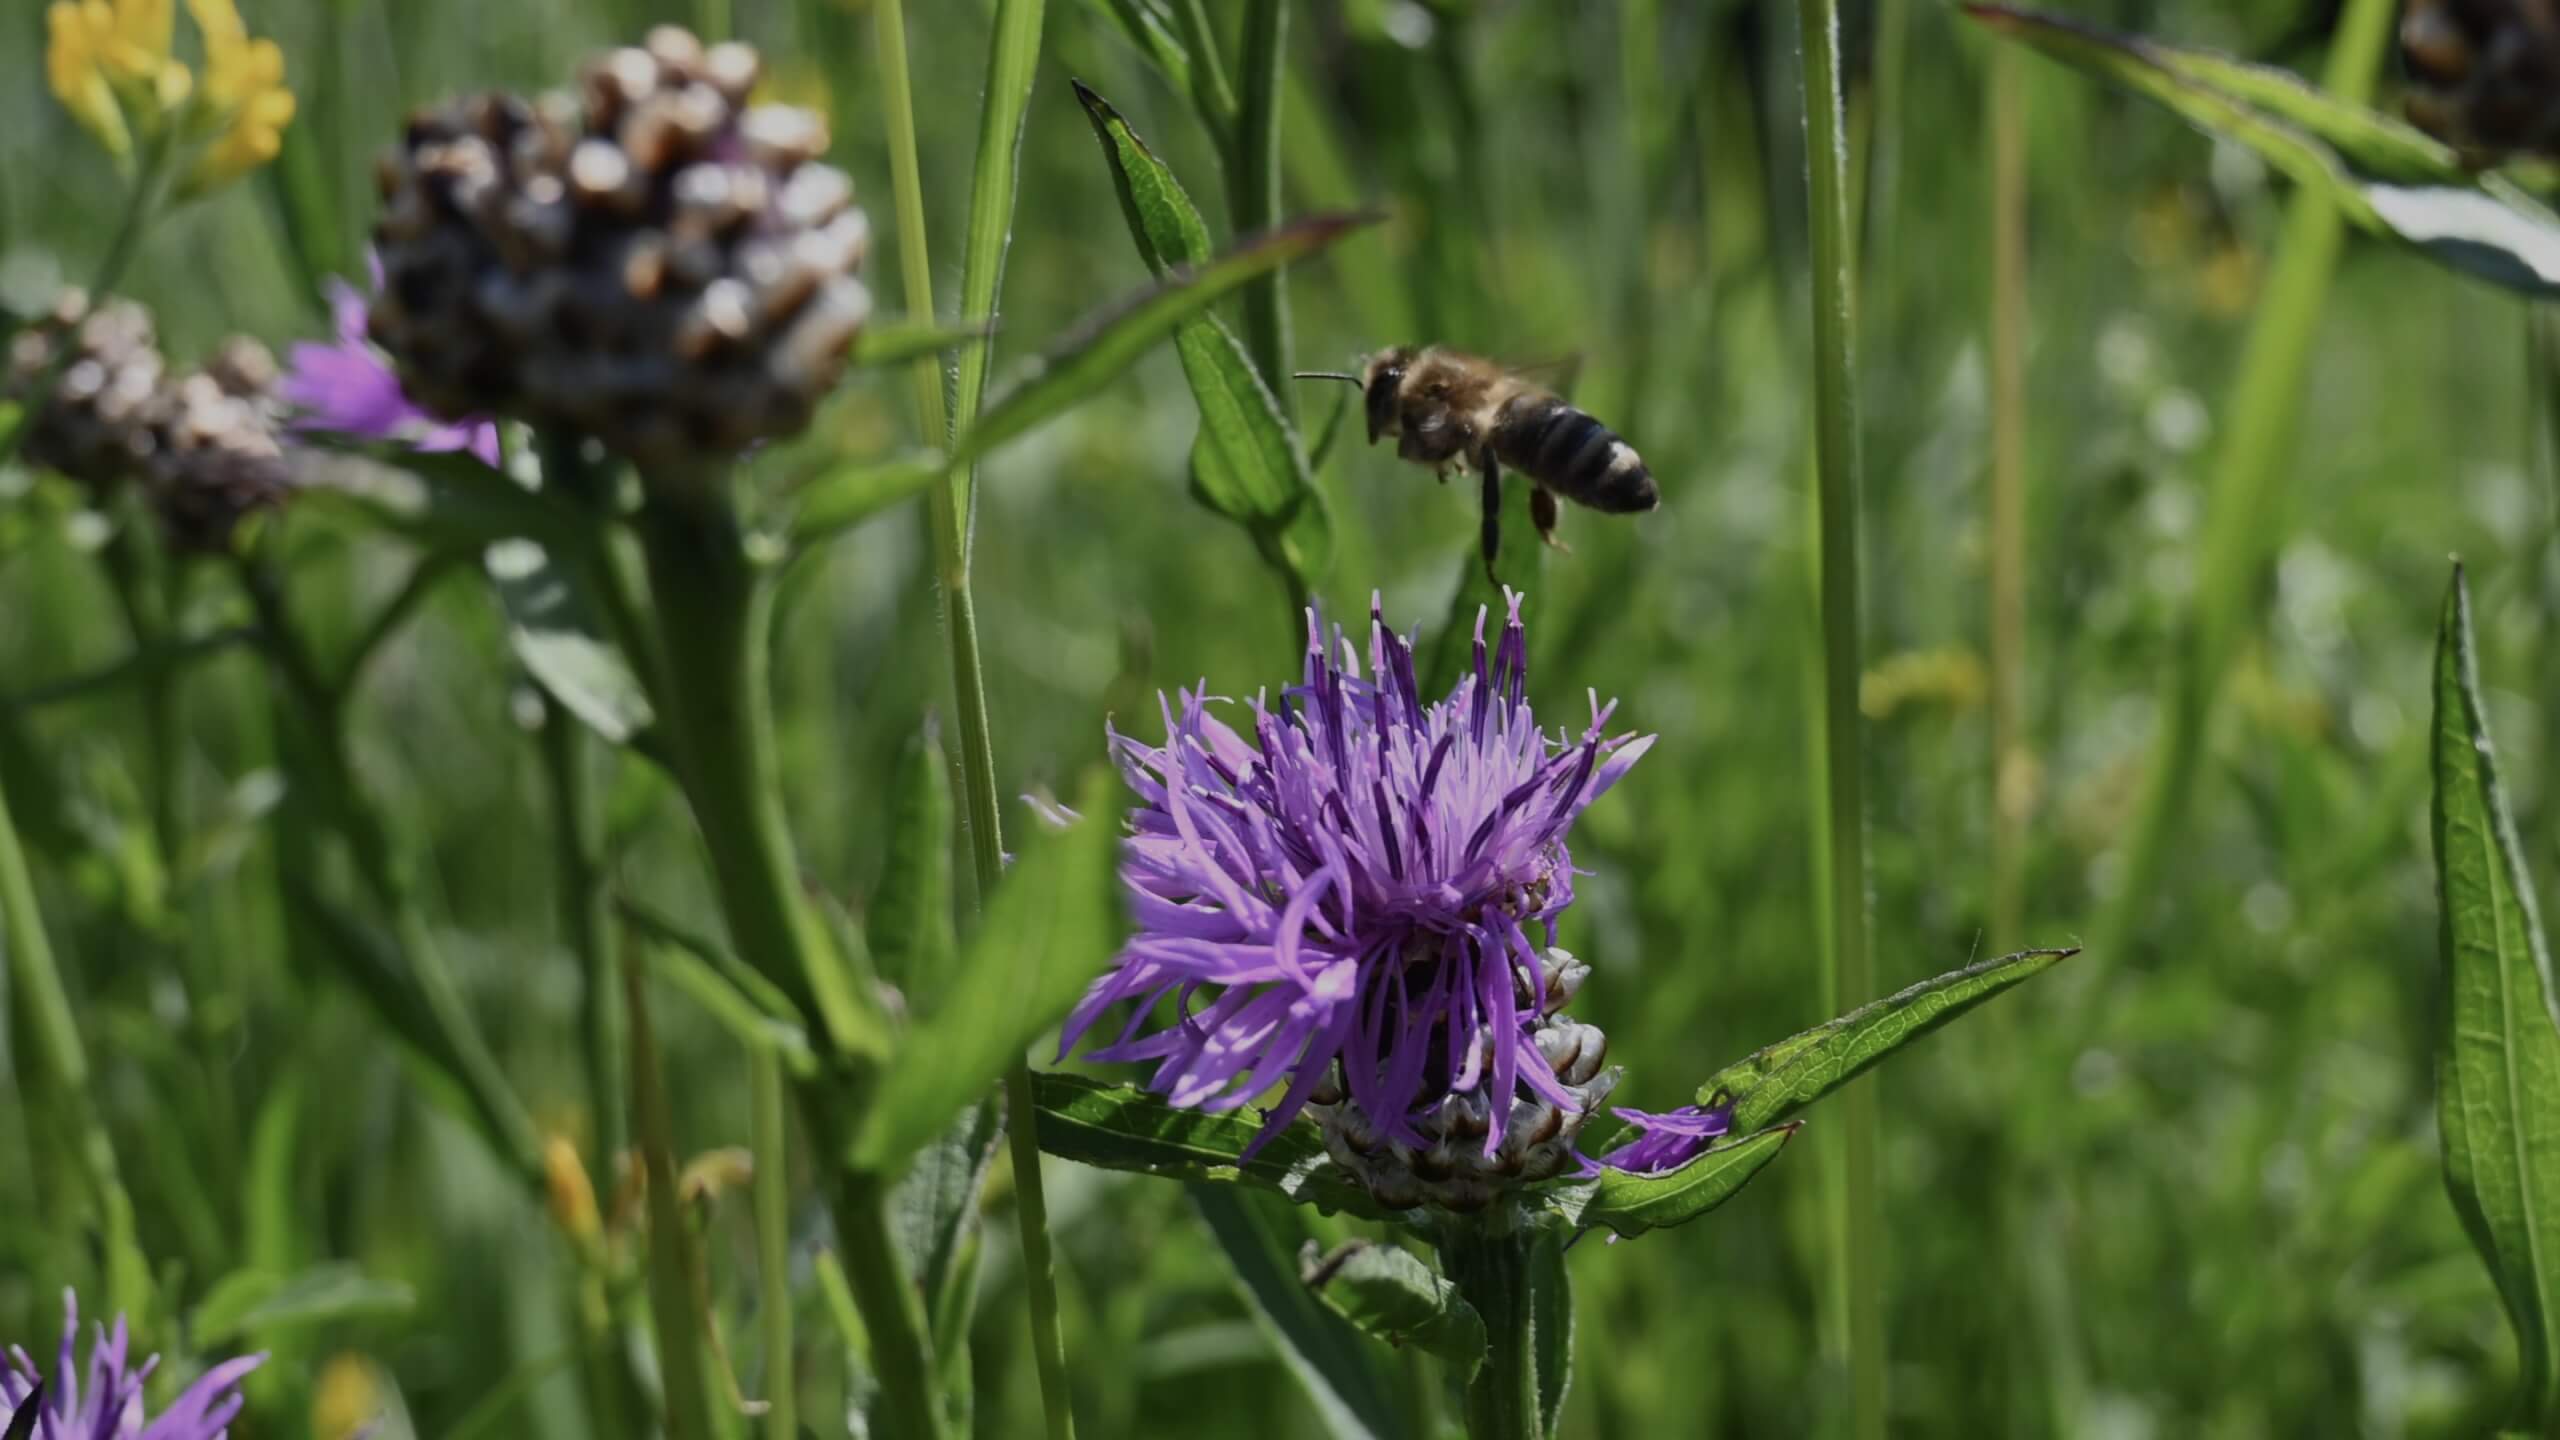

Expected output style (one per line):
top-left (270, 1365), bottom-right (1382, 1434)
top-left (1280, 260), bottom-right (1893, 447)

top-left (1438, 1224), bottom-right (1538, 1440)
top-left (874, 5), bottom-right (1078, 1437)
top-left (2091, 0), bottom-right (2396, 966)
top-left (751, 1046), bottom-right (796, 1440)
top-left (1797, 0), bottom-right (1882, 1434)
top-left (621, 473), bottom-right (942, 1440)
top-left (624, 933), bottom-right (719, 1440)
top-left (0, 723), bottom-right (153, 1320)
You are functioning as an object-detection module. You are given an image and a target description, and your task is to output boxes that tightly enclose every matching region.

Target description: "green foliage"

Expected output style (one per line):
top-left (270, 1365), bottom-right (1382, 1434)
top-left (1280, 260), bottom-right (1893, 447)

top-left (851, 768), bottom-right (1126, 1173)
top-left (1191, 1187), bottom-right (1404, 1440)
top-left (1030, 1072), bottom-right (1389, 1219)
top-left (1573, 1124), bottom-right (1802, 1241)
top-left (1701, 949), bottom-right (2078, 1131)
top-left (1971, 4), bottom-right (2560, 296)
top-left (2431, 565), bottom-right (2560, 1429)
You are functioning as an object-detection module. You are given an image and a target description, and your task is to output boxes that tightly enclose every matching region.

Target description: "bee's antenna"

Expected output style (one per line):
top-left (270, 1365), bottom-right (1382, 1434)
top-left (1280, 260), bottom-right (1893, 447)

top-left (1293, 371), bottom-right (1364, 386)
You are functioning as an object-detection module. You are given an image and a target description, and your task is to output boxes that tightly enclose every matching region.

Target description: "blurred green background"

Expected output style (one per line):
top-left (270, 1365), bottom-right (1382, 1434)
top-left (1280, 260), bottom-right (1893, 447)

top-left (0, 0), bottom-right (2546, 1435)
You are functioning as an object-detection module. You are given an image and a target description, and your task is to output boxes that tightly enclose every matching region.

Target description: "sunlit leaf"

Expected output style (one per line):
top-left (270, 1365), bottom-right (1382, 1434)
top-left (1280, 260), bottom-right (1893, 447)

top-left (2431, 563), bottom-right (2560, 1428)
top-left (1075, 80), bottom-right (1332, 588)
top-left (852, 768), bottom-right (1127, 1172)
top-left (484, 538), bottom-right (653, 746)
top-left (854, 318), bottom-right (993, 370)
top-left (1968, 4), bottom-right (2560, 296)
top-left (1568, 1124), bottom-right (1801, 1240)
top-left (1301, 1239), bottom-right (1486, 1381)
top-left (1702, 948), bottom-right (2076, 1131)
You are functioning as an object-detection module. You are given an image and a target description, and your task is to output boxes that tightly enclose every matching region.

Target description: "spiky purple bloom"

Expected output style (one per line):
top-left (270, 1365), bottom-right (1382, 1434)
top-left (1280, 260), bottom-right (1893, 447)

top-left (1, 1290), bottom-right (264, 1439)
top-left (278, 254), bottom-right (499, 466)
top-left (1061, 592), bottom-right (1653, 1163)
top-left (1598, 1103), bottom-right (1735, 1175)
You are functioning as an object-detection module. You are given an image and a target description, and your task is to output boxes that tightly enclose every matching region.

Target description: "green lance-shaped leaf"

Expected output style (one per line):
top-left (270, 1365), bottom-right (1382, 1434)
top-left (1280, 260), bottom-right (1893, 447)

top-left (852, 768), bottom-right (1128, 1173)
top-left (1569, 1123), bottom-right (1802, 1241)
top-left (1301, 1239), bottom-right (1488, 1383)
top-left (484, 538), bottom-right (654, 747)
top-left (189, 1262), bottom-right (416, 1345)
top-left (1074, 79), bottom-right (1333, 588)
top-left (1029, 1072), bottom-right (1389, 1219)
top-left (2431, 563), bottom-right (2560, 1428)
top-left (953, 212), bottom-right (1377, 469)
top-left (1192, 1187), bottom-right (1402, 1440)
top-left (1967, 4), bottom-right (2560, 297)
top-left (869, 721), bottom-right (958, 1001)
top-left (1702, 948), bottom-right (2077, 1132)
top-left (789, 450), bottom-right (950, 548)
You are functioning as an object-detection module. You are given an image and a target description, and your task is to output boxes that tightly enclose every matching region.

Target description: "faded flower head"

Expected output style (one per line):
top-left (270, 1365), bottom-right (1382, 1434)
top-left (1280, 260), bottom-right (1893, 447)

top-left (2, 1288), bottom-right (264, 1439)
top-left (9, 291), bottom-right (294, 550)
top-left (280, 253), bottom-right (500, 466)
top-left (368, 25), bottom-right (871, 470)
top-left (1061, 593), bottom-right (1654, 1209)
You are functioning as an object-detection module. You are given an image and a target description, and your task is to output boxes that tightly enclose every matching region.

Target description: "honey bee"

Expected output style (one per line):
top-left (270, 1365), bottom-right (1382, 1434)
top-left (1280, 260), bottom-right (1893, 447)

top-left (1298, 345), bottom-right (1658, 578)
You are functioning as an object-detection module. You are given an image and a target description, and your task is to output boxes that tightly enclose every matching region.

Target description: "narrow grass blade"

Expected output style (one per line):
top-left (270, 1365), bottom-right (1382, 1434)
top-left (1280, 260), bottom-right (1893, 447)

top-left (954, 213), bottom-right (1377, 468)
top-left (751, 1048), bottom-right (796, 1440)
top-left (1702, 949), bottom-right (2078, 1132)
top-left (1301, 1240), bottom-right (1486, 1381)
top-left (189, 1263), bottom-right (415, 1345)
top-left (2432, 564), bottom-right (2560, 1428)
top-left (950, 0), bottom-right (1048, 467)
top-left (1191, 1186), bottom-right (1398, 1440)
top-left (1089, 0), bottom-right (1198, 105)
top-left (1574, 1124), bottom-right (1801, 1240)
top-left (851, 769), bottom-right (1126, 1173)
top-left (1968, 4), bottom-right (2560, 295)
top-left (625, 935), bottom-right (721, 1440)
top-left (1028, 1072), bottom-right (1387, 1219)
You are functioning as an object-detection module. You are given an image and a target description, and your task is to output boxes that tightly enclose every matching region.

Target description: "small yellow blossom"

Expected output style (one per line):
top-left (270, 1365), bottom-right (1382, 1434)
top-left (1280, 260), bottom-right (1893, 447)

top-left (180, 0), bottom-right (295, 194)
top-left (47, 3), bottom-right (132, 157)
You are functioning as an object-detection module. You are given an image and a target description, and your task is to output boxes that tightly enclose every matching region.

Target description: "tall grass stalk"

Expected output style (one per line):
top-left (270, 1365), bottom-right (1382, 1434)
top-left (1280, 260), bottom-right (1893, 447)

top-left (1986, 42), bottom-right (2031, 1435)
top-left (1236, 0), bottom-right (1292, 412)
top-left (1797, 0), bottom-right (1882, 1433)
top-left (874, 3), bottom-right (1078, 1436)
top-left (2091, 0), bottom-right (2396, 965)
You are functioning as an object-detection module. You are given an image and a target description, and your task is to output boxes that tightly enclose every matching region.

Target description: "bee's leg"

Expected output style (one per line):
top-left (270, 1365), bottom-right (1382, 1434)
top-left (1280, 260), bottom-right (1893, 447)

top-left (1478, 449), bottom-right (1503, 582)
top-left (1530, 485), bottom-right (1570, 552)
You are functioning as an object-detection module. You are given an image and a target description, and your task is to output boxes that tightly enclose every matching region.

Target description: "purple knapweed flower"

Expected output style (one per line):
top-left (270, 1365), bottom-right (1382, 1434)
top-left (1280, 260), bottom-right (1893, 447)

top-left (278, 254), bottom-right (499, 466)
top-left (1061, 591), bottom-right (1653, 1165)
top-left (2, 1289), bottom-right (264, 1439)
top-left (1598, 1103), bottom-right (1735, 1176)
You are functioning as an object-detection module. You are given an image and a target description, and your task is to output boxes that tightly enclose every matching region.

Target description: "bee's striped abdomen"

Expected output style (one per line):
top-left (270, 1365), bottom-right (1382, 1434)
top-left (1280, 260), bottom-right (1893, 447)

top-left (1492, 393), bottom-right (1658, 514)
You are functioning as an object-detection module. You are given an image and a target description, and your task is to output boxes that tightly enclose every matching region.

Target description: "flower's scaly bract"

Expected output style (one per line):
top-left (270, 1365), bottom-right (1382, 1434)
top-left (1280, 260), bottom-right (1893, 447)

top-left (1063, 593), bottom-right (1653, 1172)
top-left (0, 1290), bottom-right (263, 1440)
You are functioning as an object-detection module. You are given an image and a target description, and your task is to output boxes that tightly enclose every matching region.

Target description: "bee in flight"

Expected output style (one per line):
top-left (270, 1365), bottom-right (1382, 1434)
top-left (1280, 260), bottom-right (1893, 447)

top-left (1297, 345), bottom-right (1658, 580)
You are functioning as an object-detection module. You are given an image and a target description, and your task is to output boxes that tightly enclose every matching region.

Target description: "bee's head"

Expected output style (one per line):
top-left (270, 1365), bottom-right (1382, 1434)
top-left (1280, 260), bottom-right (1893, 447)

top-left (1361, 346), bottom-right (1415, 444)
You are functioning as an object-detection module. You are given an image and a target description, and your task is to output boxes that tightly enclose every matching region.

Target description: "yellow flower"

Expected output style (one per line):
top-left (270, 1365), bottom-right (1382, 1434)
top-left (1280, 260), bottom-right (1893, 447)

top-left (47, 3), bottom-right (131, 157)
top-left (45, 0), bottom-right (194, 163)
top-left (179, 0), bottom-right (294, 194)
